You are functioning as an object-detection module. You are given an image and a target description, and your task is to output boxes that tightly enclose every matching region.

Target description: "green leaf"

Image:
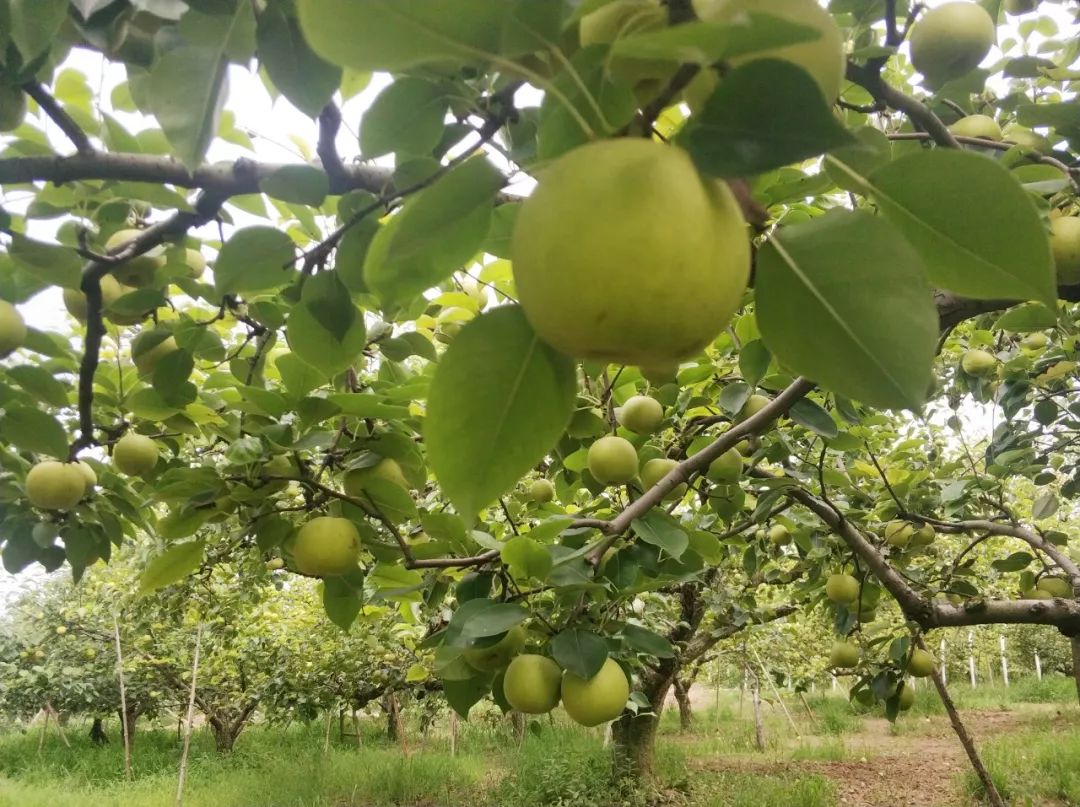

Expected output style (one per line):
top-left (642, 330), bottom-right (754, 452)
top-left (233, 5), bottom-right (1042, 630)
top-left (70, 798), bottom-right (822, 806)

top-left (10, 0), bottom-right (68, 60)
top-left (1, 407), bottom-right (69, 459)
top-left (5, 366), bottom-right (70, 407)
top-left (993, 303), bottom-right (1057, 333)
top-left (992, 551), bottom-right (1034, 573)
top-left (321, 577), bottom-right (362, 630)
top-left (138, 540), bottom-right (206, 596)
top-left (356, 477), bottom-right (419, 525)
top-left (788, 399), bottom-right (838, 439)
top-left (276, 352), bottom-right (325, 399)
top-left (296, 0), bottom-right (560, 72)
top-left (501, 536), bottom-right (552, 582)
top-left (326, 393), bottom-right (409, 421)
top-left (1032, 491), bottom-right (1058, 520)
top-left (537, 45), bottom-right (637, 161)
top-left (360, 78), bottom-right (448, 159)
top-left (380, 332), bottom-right (438, 363)
top-left (364, 157), bottom-right (504, 307)
top-left (631, 510), bottom-right (688, 560)
top-left (149, 46), bottom-right (229, 169)
top-left (425, 306), bottom-right (577, 523)
top-left (256, 0), bottom-right (342, 117)
top-left (551, 628), bottom-right (608, 679)
top-left (259, 165), bottom-right (329, 206)
top-left (443, 672), bottom-right (493, 719)
top-left (215, 227), bottom-right (297, 295)
top-left (738, 340), bottom-right (771, 387)
top-left (8, 234), bottom-right (82, 289)
top-left (681, 60), bottom-right (853, 177)
top-left (622, 624), bottom-right (674, 658)
top-left (612, 13), bottom-right (817, 63)
top-left (756, 210), bottom-right (937, 411)
top-left (829, 149), bottom-right (1055, 305)
top-left (286, 271), bottom-right (368, 376)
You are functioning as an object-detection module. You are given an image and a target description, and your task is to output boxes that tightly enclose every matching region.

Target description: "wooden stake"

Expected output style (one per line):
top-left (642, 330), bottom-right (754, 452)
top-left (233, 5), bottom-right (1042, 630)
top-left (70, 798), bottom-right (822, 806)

top-left (113, 615), bottom-right (132, 780)
top-left (352, 710), bottom-right (363, 749)
top-left (323, 706), bottom-right (333, 754)
top-left (38, 706), bottom-right (50, 753)
top-left (45, 702), bottom-right (70, 748)
top-left (449, 709), bottom-right (458, 757)
top-left (918, 637), bottom-right (1005, 807)
top-left (175, 623), bottom-right (203, 807)
top-left (749, 667), bottom-right (765, 752)
top-left (752, 649), bottom-right (800, 738)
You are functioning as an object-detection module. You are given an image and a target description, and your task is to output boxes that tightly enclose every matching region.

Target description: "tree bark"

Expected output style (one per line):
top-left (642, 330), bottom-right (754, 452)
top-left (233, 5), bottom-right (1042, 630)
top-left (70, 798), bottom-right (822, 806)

top-left (1071, 635), bottom-right (1080, 706)
top-left (89, 717), bottom-right (109, 745)
top-left (920, 638), bottom-right (1005, 807)
top-left (510, 710), bottom-right (526, 743)
top-left (383, 692), bottom-right (402, 743)
top-left (117, 706), bottom-right (140, 749)
top-left (673, 677), bottom-right (693, 732)
top-left (611, 668), bottom-right (671, 781)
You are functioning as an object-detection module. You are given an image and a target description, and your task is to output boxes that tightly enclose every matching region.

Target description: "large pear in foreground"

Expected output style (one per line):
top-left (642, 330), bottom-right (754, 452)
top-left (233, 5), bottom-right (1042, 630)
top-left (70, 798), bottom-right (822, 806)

top-left (512, 139), bottom-right (750, 367)
top-left (26, 462), bottom-right (86, 511)
top-left (503, 654), bottom-right (562, 714)
top-left (463, 625), bottom-right (526, 672)
top-left (693, 0), bottom-right (846, 101)
top-left (909, 2), bottom-right (994, 85)
top-left (561, 658), bottom-right (630, 727)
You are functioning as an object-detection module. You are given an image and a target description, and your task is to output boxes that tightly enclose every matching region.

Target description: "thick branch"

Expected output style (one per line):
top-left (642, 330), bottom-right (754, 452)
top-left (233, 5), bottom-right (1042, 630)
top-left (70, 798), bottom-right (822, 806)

top-left (72, 194), bottom-right (227, 457)
top-left (845, 62), bottom-right (959, 148)
top-left (767, 472), bottom-right (1080, 635)
top-left (581, 377), bottom-right (815, 562)
top-left (933, 519), bottom-right (1080, 590)
top-left (21, 82), bottom-right (95, 155)
top-left (0, 152), bottom-right (393, 197)
top-left (936, 286), bottom-right (1080, 330)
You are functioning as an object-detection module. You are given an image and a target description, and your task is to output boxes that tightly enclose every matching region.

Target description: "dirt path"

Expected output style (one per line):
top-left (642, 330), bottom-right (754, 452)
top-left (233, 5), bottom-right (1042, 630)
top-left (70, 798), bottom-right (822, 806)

top-left (690, 708), bottom-right (1062, 807)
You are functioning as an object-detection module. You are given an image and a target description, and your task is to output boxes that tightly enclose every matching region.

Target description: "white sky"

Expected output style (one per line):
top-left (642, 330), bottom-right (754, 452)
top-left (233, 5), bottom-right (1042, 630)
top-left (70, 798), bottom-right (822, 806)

top-left (1, 1), bottom-right (1076, 609)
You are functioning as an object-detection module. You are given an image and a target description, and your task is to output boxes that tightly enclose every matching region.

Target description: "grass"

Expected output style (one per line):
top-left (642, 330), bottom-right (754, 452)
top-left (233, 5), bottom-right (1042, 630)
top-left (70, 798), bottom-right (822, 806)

top-left (0, 675), bottom-right (1076, 807)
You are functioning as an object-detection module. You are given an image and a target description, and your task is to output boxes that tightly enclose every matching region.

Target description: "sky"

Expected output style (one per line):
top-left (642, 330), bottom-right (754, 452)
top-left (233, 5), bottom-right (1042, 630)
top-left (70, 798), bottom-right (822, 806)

top-left (1, 1), bottom-right (1077, 609)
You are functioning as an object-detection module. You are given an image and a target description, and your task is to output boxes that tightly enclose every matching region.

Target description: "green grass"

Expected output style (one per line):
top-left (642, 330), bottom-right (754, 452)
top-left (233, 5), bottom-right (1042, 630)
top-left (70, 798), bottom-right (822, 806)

top-left (690, 772), bottom-right (834, 807)
top-left (962, 712), bottom-right (1080, 806)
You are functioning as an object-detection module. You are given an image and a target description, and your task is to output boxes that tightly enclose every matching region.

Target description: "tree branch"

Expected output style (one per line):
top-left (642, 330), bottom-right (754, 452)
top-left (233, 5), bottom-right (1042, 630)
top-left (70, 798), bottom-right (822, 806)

top-left (845, 62), bottom-right (959, 148)
top-left (315, 102), bottom-right (347, 189)
top-left (71, 193), bottom-right (227, 458)
top-left (21, 82), bottom-right (95, 155)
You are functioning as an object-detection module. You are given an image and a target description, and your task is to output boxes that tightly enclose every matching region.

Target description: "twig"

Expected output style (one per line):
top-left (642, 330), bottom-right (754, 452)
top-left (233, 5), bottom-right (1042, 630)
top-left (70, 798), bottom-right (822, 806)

top-left (846, 62), bottom-right (959, 148)
top-left (176, 623), bottom-right (203, 807)
top-left (21, 81), bottom-right (95, 155)
top-left (113, 615), bottom-right (132, 780)
top-left (316, 102), bottom-right (346, 189)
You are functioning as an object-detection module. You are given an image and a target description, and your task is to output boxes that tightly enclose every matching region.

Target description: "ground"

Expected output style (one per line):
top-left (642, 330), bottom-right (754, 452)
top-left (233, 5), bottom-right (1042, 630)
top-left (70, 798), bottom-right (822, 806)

top-left (0, 677), bottom-right (1077, 806)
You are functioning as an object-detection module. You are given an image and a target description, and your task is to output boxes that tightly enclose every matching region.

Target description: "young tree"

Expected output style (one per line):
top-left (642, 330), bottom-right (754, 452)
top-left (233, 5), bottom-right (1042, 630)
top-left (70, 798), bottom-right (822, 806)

top-left (1, 0), bottom-right (1079, 784)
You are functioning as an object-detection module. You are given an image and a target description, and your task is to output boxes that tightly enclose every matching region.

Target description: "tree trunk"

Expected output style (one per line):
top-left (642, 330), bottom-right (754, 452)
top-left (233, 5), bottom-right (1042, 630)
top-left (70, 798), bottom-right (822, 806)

top-left (611, 668), bottom-right (672, 782)
top-left (510, 710), bottom-right (526, 743)
top-left (117, 706), bottom-right (140, 748)
top-left (1071, 635), bottom-right (1080, 706)
top-left (209, 719), bottom-right (240, 754)
top-left (383, 692), bottom-right (403, 743)
top-left (673, 677), bottom-right (693, 732)
top-left (89, 717), bottom-right (109, 745)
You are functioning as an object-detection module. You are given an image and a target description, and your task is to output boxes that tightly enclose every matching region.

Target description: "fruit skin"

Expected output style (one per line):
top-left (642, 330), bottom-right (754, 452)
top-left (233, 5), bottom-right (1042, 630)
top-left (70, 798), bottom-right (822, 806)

top-left (825, 573), bottom-right (860, 604)
top-left (949, 114), bottom-right (1002, 141)
top-left (884, 520), bottom-right (914, 548)
top-left (184, 249), bottom-right (206, 279)
top-left (131, 330), bottom-right (179, 375)
top-left (113, 433), bottom-right (159, 476)
top-left (693, 0), bottom-right (846, 101)
top-left (1020, 332), bottom-right (1049, 351)
top-left (561, 657), bottom-right (630, 727)
top-left (292, 516), bottom-right (361, 577)
top-left (74, 461), bottom-right (97, 488)
top-left (503, 654), bottom-right (562, 714)
top-left (897, 681), bottom-right (915, 711)
top-left (463, 625), bottom-right (526, 672)
top-left (1050, 217), bottom-right (1080, 286)
top-left (63, 275), bottom-right (142, 325)
top-left (617, 395), bottom-right (664, 435)
top-left (907, 649), bottom-right (935, 677)
top-left (587, 436), bottom-right (639, 485)
top-left (511, 139), bottom-right (750, 367)
top-left (528, 479), bottom-right (556, 503)
top-left (961, 349), bottom-right (997, 377)
top-left (829, 641), bottom-right (860, 668)
top-left (0, 86), bottom-right (27, 132)
top-left (0, 300), bottom-right (27, 356)
top-left (343, 458), bottom-right (410, 497)
top-left (1003, 124), bottom-right (1052, 151)
top-left (640, 458), bottom-right (686, 500)
top-left (26, 462), bottom-right (87, 511)
top-left (105, 229), bottom-right (165, 287)
top-left (266, 557), bottom-right (285, 571)
top-left (707, 448), bottom-right (742, 483)
top-left (768, 525), bottom-right (791, 546)
top-left (1036, 576), bottom-right (1072, 598)
top-left (579, 0), bottom-right (672, 85)
top-left (738, 394), bottom-right (772, 423)
top-left (909, 2), bottom-right (995, 85)
top-left (911, 523), bottom-right (936, 547)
